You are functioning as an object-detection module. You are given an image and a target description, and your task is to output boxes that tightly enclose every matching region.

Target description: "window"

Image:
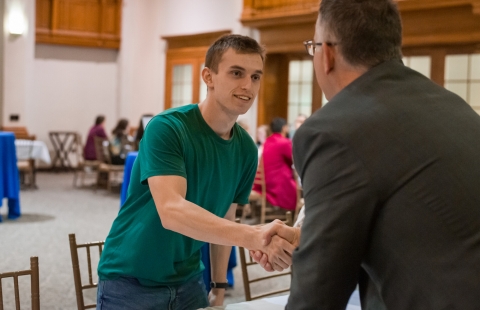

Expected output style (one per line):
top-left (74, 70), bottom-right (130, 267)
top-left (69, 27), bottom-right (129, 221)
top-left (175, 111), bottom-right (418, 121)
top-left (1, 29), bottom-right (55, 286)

top-left (171, 64), bottom-right (193, 108)
top-left (287, 60), bottom-right (313, 125)
top-left (445, 54), bottom-right (480, 114)
top-left (403, 56), bottom-right (432, 79)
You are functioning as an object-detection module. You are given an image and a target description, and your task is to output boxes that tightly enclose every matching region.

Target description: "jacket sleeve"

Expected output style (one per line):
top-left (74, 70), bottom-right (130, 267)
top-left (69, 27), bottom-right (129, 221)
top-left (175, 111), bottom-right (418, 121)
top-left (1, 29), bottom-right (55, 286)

top-left (287, 126), bottom-right (378, 310)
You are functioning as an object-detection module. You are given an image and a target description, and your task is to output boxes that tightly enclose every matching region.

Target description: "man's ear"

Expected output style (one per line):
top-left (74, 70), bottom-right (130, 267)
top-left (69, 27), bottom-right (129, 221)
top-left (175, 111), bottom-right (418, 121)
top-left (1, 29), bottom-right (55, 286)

top-left (202, 67), bottom-right (214, 89)
top-left (322, 44), bottom-right (335, 75)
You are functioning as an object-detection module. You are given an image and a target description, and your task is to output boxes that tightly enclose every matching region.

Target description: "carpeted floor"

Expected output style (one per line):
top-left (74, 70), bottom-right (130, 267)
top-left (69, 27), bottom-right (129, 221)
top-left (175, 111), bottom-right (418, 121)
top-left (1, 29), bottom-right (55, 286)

top-left (0, 172), bottom-right (288, 309)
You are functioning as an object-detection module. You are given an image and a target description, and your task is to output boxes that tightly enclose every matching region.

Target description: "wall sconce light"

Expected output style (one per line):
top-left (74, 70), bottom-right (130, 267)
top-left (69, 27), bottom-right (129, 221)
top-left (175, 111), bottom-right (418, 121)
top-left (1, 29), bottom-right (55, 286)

top-left (8, 9), bottom-right (27, 35)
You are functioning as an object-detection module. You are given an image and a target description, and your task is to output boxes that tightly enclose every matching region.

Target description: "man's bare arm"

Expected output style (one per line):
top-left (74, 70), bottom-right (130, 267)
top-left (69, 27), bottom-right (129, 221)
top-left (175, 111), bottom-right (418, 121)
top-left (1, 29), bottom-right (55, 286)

top-left (149, 175), bottom-right (295, 270)
top-left (208, 203), bottom-right (237, 306)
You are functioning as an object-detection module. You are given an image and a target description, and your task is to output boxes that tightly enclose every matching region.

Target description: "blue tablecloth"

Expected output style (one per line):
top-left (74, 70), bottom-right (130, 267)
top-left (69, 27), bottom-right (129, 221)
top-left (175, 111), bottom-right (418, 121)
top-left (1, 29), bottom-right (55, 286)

top-left (120, 152), bottom-right (138, 207)
top-left (0, 132), bottom-right (21, 222)
top-left (120, 151), bottom-right (236, 289)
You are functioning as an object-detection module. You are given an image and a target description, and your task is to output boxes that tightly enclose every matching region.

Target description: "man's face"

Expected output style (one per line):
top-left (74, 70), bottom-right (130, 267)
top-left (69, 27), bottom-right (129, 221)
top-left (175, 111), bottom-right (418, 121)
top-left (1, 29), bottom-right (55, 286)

top-left (208, 48), bottom-right (263, 116)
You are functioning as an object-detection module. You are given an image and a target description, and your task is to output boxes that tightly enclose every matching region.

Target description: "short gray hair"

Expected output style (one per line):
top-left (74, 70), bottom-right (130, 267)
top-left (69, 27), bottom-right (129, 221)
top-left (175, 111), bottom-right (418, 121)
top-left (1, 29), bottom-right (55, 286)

top-left (319, 0), bottom-right (403, 68)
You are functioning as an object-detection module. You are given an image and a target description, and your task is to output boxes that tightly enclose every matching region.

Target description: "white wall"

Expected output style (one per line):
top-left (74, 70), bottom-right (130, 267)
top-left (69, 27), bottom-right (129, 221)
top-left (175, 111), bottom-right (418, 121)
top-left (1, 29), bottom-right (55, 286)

top-left (32, 45), bottom-right (118, 143)
top-left (1, 0), bottom-right (259, 154)
top-left (2, 0), bottom-right (34, 129)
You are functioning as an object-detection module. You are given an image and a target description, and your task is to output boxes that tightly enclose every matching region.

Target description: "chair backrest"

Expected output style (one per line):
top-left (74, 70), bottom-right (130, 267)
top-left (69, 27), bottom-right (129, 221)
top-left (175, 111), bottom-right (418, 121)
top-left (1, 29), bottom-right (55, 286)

top-left (252, 157), bottom-right (289, 224)
top-left (1, 126), bottom-right (36, 140)
top-left (93, 136), bottom-right (111, 165)
top-left (0, 256), bottom-right (40, 310)
top-left (69, 234), bottom-right (105, 310)
top-left (237, 212), bottom-right (293, 301)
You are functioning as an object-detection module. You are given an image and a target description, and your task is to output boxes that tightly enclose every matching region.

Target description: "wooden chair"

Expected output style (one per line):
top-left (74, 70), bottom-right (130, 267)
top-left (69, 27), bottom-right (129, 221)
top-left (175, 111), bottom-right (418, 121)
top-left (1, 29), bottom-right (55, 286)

top-left (0, 256), bottom-right (40, 310)
top-left (1, 126), bottom-right (36, 140)
top-left (237, 212), bottom-right (293, 301)
top-left (248, 157), bottom-right (288, 224)
top-left (93, 137), bottom-right (124, 191)
top-left (69, 234), bottom-right (105, 310)
top-left (16, 136), bottom-right (37, 189)
top-left (73, 133), bottom-right (100, 187)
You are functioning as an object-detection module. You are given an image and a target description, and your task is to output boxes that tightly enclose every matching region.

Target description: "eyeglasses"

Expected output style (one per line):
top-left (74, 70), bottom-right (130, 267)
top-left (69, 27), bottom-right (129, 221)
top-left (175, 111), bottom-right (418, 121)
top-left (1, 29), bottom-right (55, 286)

top-left (303, 40), bottom-right (337, 56)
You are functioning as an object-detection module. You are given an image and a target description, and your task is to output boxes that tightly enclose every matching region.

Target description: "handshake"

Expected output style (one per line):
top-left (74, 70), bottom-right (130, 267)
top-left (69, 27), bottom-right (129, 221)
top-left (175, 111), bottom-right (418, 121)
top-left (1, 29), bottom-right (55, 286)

top-left (247, 220), bottom-right (301, 272)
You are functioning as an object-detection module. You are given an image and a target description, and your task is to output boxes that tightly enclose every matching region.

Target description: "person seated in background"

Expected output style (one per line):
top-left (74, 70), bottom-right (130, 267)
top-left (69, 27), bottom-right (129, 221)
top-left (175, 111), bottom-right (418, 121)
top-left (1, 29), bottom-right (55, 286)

top-left (134, 114), bottom-right (154, 150)
top-left (255, 124), bottom-right (269, 159)
top-left (253, 117), bottom-right (297, 211)
top-left (110, 118), bottom-right (133, 165)
top-left (83, 115), bottom-right (107, 161)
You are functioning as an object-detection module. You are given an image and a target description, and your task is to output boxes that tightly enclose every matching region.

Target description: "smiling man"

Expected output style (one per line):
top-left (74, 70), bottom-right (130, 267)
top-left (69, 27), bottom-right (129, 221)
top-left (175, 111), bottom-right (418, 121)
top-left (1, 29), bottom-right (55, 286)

top-left (96, 35), bottom-right (296, 309)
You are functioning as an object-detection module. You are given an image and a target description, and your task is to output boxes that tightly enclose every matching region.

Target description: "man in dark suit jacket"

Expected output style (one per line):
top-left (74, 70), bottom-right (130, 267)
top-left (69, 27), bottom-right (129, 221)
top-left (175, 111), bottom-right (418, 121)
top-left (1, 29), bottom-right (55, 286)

top-left (283, 0), bottom-right (480, 309)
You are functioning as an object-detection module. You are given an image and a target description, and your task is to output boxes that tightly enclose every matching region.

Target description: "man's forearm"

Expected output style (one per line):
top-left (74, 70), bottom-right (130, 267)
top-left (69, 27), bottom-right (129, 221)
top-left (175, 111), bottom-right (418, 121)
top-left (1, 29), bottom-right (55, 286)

top-left (160, 198), bottom-right (261, 249)
top-left (210, 243), bottom-right (231, 283)
top-left (149, 176), bottom-right (296, 268)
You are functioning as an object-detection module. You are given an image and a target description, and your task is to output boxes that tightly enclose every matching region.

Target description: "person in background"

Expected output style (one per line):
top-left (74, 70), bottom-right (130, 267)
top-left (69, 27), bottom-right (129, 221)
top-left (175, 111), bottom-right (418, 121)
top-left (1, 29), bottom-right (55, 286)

top-left (289, 113), bottom-right (307, 139)
top-left (134, 114), bottom-right (154, 150)
top-left (253, 117), bottom-right (297, 211)
top-left (110, 118), bottom-right (133, 165)
top-left (96, 34), bottom-right (297, 310)
top-left (83, 115), bottom-right (107, 161)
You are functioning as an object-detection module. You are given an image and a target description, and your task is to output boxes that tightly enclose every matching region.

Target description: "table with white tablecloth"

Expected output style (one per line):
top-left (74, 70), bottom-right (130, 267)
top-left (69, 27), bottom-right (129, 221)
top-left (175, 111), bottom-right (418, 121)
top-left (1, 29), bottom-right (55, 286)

top-left (15, 139), bottom-right (51, 165)
top-left (202, 291), bottom-right (361, 310)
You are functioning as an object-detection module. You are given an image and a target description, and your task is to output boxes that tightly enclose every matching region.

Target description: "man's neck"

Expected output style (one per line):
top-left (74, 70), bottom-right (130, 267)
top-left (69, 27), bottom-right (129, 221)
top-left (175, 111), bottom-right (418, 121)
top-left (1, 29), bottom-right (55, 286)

top-left (198, 99), bottom-right (237, 140)
top-left (328, 66), bottom-right (368, 100)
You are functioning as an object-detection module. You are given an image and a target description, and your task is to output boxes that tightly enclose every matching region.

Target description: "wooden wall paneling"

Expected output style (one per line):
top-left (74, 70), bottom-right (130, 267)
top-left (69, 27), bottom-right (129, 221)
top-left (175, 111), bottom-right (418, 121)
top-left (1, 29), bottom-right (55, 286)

top-left (101, 0), bottom-right (121, 37)
top-left (260, 22), bottom-right (315, 54)
top-left (35, 0), bottom-right (121, 49)
top-left (258, 54), bottom-right (289, 126)
top-left (35, 0), bottom-right (51, 32)
top-left (400, 3), bottom-right (480, 47)
top-left (162, 31), bottom-right (231, 50)
top-left (51, 0), bottom-right (59, 32)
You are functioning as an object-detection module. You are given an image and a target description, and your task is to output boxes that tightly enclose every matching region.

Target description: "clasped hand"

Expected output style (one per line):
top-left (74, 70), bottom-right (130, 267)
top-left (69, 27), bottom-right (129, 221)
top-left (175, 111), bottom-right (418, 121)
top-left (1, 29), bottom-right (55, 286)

top-left (250, 220), bottom-right (300, 272)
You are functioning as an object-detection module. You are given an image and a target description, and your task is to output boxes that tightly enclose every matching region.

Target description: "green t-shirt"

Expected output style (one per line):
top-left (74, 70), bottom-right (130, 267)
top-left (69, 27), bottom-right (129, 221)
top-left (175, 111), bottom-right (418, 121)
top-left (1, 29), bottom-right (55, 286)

top-left (98, 104), bottom-right (257, 286)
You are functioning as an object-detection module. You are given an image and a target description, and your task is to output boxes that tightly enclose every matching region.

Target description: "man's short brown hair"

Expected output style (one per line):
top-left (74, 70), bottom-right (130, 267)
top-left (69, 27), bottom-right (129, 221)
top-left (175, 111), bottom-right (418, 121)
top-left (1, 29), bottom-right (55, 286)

top-left (205, 34), bottom-right (265, 73)
top-left (319, 0), bottom-right (402, 68)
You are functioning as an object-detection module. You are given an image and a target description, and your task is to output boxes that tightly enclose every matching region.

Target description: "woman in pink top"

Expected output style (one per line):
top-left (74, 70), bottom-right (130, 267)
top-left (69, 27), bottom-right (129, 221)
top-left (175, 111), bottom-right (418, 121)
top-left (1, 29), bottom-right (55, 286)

top-left (253, 117), bottom-right (297, 210)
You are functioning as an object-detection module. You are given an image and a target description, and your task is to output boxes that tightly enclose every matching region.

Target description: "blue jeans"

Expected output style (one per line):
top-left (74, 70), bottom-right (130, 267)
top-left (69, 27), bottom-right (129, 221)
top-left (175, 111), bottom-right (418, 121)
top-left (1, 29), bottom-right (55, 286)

top-left (96, 274), bottom-right (209, 310)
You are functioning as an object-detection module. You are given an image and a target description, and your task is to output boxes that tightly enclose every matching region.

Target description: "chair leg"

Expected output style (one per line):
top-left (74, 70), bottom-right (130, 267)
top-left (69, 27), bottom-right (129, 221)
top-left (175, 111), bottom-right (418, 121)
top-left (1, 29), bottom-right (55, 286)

top-left (80, 170), bottom-right (86, 187)
top-left (73, 171), bottom-right (78, 187)
top-left (241, 204), bottom-right (251, 221)
top-left (107, 171), bottom-right (111, 191)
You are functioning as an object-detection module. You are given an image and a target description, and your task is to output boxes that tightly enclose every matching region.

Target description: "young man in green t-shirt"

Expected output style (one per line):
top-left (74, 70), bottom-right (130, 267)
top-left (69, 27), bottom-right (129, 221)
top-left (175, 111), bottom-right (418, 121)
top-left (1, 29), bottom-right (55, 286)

top-left (97, 34), bottom-right (298, 309)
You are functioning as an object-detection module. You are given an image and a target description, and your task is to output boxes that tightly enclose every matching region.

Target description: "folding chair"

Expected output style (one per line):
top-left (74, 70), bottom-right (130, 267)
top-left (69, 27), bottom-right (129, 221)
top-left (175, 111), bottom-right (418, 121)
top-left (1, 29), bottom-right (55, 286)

top-left (93, 137), bottom-right (124, 191)
top-left (0, 256), bottom-right (40, 310)
top-left (16, 137), bottom-right (37, 189)
top-left (73, 133), bottom-right (100, 187)
top-left (69, 234), bottom-right (104, 310)
top-left (237, 212), bottom-right (293, 301)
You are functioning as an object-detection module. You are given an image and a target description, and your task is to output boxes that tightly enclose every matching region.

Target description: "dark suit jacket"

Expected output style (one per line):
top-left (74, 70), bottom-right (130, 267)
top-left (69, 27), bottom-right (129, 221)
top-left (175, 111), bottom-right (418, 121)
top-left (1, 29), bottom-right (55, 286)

top-left (288, 60), bottom-right (480, 309)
